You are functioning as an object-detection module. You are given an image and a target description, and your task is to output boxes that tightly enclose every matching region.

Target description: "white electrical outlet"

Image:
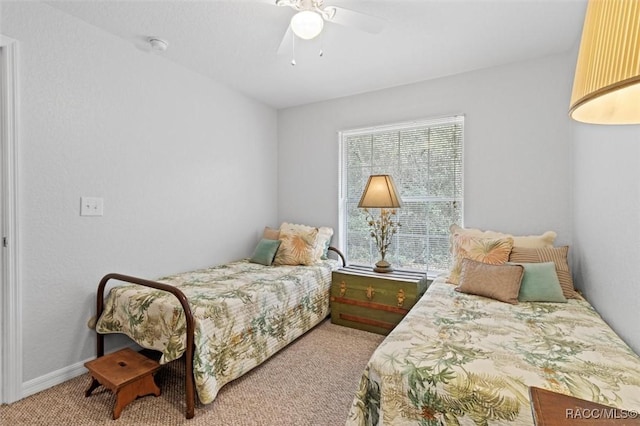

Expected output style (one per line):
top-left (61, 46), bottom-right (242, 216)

top-left (80, 197), bottom-right (104, 216)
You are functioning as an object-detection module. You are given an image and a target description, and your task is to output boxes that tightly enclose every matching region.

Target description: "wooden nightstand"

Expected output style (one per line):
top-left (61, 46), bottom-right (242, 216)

top-left (330, 265), bottom-right (430, 335)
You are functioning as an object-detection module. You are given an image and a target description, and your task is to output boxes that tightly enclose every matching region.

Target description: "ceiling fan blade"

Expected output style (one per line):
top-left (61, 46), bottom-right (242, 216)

top-left (275, 0), bottom-right (297, 7)
top-left (325, 6), bottom-right (386, 34)
top-left (277, 26), bottom-right (293, 56)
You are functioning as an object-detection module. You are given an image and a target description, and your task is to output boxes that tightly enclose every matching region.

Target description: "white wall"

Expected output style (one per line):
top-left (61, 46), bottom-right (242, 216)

top-left (278, 53), bottom-right (575, 248)
top-left (572, 124), bottom-right (640, 353)
top-left (2, 2), bottom-right (277, 385)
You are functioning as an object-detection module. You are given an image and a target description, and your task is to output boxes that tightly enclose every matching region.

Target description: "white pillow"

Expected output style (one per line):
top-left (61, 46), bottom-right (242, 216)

top-left (450, 224), bottom-right (556, 249)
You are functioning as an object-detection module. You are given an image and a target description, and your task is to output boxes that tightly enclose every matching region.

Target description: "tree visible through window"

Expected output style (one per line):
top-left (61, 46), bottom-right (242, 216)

top-left (339, 115), bottom-right (464, 275)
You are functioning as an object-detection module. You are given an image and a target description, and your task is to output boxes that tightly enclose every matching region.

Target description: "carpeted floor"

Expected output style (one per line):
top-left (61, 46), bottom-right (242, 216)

top-left (0, 319), bottom-right (384, 425)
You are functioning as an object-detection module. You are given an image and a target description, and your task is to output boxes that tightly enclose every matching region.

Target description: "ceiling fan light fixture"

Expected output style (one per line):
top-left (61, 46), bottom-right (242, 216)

top-left (290, 10), bottom-right (324, 40)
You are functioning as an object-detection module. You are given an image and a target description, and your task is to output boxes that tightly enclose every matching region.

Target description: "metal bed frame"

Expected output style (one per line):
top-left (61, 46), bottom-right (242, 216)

top-left (93, 246), bottom-right (345, 419)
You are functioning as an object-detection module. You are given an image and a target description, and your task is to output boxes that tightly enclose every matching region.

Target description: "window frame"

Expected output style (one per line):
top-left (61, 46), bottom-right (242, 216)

top-left (338, 115), bottom-right (465, 276)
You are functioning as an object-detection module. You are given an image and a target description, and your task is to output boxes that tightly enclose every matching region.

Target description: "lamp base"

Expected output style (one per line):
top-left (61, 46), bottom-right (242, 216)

top-left (373, 260), bottom-right (393, 273)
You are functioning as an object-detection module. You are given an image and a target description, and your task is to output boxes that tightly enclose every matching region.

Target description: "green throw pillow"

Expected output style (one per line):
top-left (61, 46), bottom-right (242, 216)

top-left (250, 239), bottom-right (281, 266)
top-left (510, 261), bottom-right (567, 303)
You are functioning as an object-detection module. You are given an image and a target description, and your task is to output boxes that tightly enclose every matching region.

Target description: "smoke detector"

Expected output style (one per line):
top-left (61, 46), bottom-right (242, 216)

top-left (148, 37), bottom-right (169, 52)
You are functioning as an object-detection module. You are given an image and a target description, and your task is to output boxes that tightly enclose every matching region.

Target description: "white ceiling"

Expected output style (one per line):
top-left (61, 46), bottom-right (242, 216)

top-left (45, 0), bottom-right (588, 109)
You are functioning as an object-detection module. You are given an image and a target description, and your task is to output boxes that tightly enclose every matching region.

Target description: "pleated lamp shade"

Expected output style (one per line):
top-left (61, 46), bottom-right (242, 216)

top-left (569, 0), bottom-right (640, 124)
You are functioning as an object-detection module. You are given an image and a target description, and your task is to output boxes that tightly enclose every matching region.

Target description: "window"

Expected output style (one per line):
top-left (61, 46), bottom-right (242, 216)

top-left (339, 115), bottom-right (464, 275)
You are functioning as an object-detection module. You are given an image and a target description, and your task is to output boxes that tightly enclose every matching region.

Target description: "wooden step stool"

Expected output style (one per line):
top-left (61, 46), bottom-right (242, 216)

top-left (85, 348), bottom-right (161, 419)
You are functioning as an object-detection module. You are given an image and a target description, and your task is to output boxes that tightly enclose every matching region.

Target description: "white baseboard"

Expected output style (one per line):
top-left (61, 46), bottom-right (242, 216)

top-left (21, 343), bottom-right (139, 399)
top-left (21, 358), bottom-right (90, 399)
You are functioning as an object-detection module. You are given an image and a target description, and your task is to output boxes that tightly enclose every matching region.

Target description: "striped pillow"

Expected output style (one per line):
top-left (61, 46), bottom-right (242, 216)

top-left (509, 246), bottom-right (577, 299)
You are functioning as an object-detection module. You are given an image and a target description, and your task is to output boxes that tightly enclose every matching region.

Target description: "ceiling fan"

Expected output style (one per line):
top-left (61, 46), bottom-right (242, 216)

top-left (274, 0), bottom-right (385, 57)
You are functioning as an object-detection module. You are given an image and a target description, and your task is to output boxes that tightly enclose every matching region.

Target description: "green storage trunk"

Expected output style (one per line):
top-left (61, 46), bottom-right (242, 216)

top-left (330, 265), bottom-right (430, 335)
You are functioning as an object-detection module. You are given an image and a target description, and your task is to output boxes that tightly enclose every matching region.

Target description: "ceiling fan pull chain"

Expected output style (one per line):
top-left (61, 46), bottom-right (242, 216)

top-left (319, 31), bottom-right (324, 57)
top-left (291, 30), bottom-right (297, 66)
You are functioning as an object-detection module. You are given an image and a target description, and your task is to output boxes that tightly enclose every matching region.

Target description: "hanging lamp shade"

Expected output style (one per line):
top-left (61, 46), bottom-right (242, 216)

top-left (569, 0), bottom-right (640, 124)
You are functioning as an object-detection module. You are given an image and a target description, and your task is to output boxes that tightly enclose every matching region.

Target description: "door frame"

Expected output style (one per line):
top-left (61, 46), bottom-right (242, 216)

top-left (1, 34), bottom-right (22, 404)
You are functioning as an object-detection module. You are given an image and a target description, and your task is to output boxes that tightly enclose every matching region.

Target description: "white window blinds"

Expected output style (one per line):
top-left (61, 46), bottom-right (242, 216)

top-left (339, 115), bottom-right (464, 274)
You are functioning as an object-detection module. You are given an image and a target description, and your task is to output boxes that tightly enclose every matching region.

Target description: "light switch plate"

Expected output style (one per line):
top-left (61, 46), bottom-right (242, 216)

top-left (80, 197), bottom-right (104, 216)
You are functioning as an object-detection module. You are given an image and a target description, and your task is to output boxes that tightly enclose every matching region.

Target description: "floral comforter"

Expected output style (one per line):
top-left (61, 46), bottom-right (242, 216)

top-left (347, 278), bottom-right (640, 425)
top-left (96, 258), bottom-right (339, 404)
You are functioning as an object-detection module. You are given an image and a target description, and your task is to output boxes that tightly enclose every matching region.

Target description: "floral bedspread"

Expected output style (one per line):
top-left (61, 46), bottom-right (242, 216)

top-left (346, 278), bottom-right (640, 425)
top-left (96, 258), bottom-right (339, 404)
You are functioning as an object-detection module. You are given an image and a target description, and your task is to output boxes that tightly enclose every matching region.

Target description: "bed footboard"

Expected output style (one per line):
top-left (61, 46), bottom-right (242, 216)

top-left (95, 273), bottom-right (197, 419)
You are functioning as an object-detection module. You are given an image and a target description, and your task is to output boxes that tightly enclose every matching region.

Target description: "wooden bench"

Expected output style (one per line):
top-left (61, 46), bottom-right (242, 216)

top-left (85, 348), bottom-right (161, 419)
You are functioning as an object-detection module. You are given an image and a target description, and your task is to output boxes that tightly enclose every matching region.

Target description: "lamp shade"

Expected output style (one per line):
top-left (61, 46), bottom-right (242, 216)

top-left (358, 175), bottom-right (403, 209)
top-left (569, 0), bottom-right (640, 124)
top-left (290, 10), bottom-right (324, 40)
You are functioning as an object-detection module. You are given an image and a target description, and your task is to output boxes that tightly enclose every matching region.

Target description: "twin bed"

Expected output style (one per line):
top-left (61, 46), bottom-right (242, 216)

top-left (345, 225), bottom-right (640, 425)
top-left (93, 228), bottom-right (343, 418)
top-left (345, 277), bottom-right (640, 425)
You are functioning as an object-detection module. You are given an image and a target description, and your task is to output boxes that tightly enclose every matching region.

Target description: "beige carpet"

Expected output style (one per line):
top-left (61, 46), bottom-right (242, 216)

top-left (0, 319), bottom-right (384, 425)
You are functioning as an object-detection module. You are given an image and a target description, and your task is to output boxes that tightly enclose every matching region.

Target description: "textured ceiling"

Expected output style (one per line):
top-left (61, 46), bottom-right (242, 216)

top-left (45, 0), bottom-right (588, 109)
